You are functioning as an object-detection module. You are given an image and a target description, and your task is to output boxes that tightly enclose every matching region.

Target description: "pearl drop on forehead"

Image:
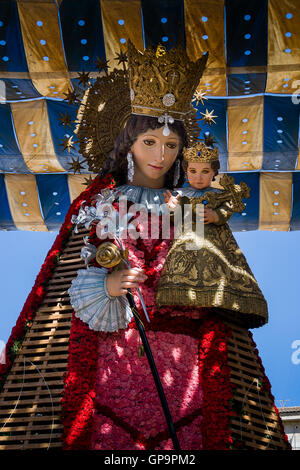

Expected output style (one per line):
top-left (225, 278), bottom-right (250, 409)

top-left (163, 126), bottom-right (170, 136)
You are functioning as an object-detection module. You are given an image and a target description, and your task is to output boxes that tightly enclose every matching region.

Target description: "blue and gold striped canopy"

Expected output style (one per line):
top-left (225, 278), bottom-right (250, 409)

top-left (1, 0), bottom-right (300, 232)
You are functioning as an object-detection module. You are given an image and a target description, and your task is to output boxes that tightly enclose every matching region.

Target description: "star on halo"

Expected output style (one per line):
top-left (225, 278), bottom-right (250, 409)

top-left (67, 156), bottom-right (86, 174)
top-left (192, 89), bottom-right (208, 106)
top-left (82, 175), bottom-right (94, 187)
top-left (77, 70), bottom-right (91, 88)
top-left (200, 109), bottom-right (218, 126)
top-left (202, 132), bottom-right (217, 148)
top-left (95, 57), bottom-right (110, 74)
top-left (60, 135), bottom-right (75, 153)
top-left (114, 50), bottom-right (128, 69)
top-left (63, 88), bottom-right (79, 105)
top-left (59, 112), bottom-right (74, 128)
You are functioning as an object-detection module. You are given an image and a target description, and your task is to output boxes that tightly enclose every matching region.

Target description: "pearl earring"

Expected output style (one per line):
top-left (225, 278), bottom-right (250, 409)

top-left (127, 152), bottom-right (134, 182)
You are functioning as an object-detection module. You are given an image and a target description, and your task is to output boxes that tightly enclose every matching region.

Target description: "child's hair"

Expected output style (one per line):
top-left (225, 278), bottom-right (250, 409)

top-left (182, 158), bottom-right (220, 181)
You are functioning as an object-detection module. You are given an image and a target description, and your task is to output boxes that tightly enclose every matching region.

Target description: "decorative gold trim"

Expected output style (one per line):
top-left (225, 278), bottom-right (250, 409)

top-left (156, 287), bottom-right (268, 328)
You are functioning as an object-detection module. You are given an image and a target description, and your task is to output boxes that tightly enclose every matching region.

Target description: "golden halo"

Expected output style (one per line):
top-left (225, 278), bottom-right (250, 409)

top-left (75, 69), bottom-right (131, 173)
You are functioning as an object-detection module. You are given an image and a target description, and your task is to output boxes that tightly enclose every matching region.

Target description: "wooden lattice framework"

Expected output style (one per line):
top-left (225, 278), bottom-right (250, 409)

top-left (224, 321), bottom-right (290, 450)
top-left (0, 228), bottom-right (87, 450)
top-left (0, 228), bottom-right (290, 450)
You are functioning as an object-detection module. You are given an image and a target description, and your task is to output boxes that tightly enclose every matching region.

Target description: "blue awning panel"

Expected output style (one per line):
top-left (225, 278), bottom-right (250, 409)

top-left (36, 174), bottom-right (71, 231)
top-left (0, 174), bottom-right (16, 230)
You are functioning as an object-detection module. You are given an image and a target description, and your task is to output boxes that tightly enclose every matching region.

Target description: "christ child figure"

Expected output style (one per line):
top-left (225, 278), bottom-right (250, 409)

top-left (156, 142), bottom-right (268, 329)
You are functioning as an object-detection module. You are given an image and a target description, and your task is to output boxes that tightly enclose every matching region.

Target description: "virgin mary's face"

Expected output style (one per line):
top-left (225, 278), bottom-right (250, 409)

top-left (130, 127), bottom-right (180, 188)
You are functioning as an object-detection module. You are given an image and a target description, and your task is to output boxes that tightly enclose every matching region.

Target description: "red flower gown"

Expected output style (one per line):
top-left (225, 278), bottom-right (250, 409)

top-left (62, 178), bottom-right (236, 450)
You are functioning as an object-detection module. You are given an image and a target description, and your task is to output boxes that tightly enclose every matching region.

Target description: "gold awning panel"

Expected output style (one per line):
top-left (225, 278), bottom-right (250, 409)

top-left (227, 96), bottom-right (263, 172)
top-left (17, 0), bottom-right (72, 98)
top-left (185, 0), bottom-right (226, 96)
top-left (5, 174), bottom-right (48, 231)
top-left (11, 100), bottom-right (65, 173)
top-left (266, 0), bottom-right (300, 93)
top-left (100, 0), bottom-right (144, 69)
top-left (259, 172), bottom-right (292, 231)
top-left (67, 174), bottom-right (96, 202)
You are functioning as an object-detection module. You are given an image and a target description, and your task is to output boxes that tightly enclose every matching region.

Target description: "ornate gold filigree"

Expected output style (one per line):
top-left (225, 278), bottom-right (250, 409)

top-left (183, 141), bottom-right (219, 163)
top-left (155, 227), bottom-right (268, 328)
top-left (127, 39), bottom-right (208, 122)
top-left (75, 68), bottom-right (131, 173)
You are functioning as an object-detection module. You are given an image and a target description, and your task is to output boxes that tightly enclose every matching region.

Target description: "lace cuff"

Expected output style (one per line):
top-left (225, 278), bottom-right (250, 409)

top-left (68, 266), bottom-right (132, 332)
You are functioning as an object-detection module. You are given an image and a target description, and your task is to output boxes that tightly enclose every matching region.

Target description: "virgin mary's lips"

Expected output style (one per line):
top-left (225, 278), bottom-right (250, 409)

top-left (149, 164), bottom-right (163, 170)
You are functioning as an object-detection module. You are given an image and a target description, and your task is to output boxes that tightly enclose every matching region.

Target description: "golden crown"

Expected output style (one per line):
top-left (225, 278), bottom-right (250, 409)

top-left (127, 39), bottom-right (208, 127)
top-left (183, 141), bottom-right (219, 163)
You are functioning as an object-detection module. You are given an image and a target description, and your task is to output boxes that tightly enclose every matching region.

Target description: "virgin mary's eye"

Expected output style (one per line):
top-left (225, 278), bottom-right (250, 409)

top-left (166, 142), bottom-right (178, 149)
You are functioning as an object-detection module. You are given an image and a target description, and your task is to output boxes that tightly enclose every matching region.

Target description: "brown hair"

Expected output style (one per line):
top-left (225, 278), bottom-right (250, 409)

top-left (99, 114), bottom-right (187, 188)
top-left (182, 158), bottom-right (220, 181)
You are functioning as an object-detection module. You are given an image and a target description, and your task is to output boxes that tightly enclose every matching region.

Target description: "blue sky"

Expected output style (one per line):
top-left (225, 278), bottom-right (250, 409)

top-left (0, 228), bottom-right (299, 408)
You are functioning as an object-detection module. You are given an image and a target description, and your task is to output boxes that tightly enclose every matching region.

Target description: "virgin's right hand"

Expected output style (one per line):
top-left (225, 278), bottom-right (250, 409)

top-left (106, 268), bottom-right (148, 297)
top-left (163, 190), bottom-right (181, 210)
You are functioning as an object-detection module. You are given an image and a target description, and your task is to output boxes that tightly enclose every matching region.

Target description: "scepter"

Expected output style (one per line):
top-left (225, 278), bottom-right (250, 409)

top-left (125, 290), bottom-right (181, 451)
top-left (96, 240), bottom-right (181, 451)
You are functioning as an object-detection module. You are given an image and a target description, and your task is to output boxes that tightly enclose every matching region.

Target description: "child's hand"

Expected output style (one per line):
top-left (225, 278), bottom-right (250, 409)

top-left (196, 206), bottom-right (219, 224)
top-left (163, 190), bottom-right (181, 211)
top-left (203, 207), bottom-right (219, 224)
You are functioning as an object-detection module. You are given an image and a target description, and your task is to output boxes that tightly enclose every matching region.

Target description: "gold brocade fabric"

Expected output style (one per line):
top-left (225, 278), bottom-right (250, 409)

top-left (156, 196), bottom-right (268, 328)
